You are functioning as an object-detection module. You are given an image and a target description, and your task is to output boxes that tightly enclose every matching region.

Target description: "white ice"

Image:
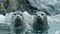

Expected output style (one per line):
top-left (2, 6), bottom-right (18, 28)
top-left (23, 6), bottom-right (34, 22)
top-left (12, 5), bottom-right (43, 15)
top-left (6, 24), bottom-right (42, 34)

top-left (0, 15), bottom-right (5, 23)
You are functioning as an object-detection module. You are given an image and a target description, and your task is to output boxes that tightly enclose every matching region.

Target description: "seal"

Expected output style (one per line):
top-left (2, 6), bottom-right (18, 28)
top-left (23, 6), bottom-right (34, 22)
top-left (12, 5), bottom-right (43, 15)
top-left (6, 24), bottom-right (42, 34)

top-left (11, 11), bottom-right (26, 34)
top-left (33, 11), bottom-right (49, 34)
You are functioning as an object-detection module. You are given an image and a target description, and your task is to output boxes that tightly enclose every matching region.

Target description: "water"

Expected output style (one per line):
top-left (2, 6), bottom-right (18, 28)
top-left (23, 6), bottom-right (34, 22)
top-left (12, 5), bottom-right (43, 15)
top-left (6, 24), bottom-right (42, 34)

top-left (0, 12), bottom-right (59, 34)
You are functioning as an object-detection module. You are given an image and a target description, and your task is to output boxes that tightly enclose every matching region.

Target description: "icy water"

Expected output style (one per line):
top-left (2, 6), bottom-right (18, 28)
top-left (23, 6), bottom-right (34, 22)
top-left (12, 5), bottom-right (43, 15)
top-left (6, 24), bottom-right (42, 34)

top-left (0, 12), bottom-right (59, 34)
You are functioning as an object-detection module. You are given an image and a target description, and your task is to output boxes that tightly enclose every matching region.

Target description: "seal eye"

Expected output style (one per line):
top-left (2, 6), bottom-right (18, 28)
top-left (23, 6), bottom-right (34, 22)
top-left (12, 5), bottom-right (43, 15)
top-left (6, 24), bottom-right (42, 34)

top-left (14, 14), bottom-right (16, 15)
top-left (20, 14), bottom-right (22, 16)
top-left (41, 13), bottom-right (44, 16)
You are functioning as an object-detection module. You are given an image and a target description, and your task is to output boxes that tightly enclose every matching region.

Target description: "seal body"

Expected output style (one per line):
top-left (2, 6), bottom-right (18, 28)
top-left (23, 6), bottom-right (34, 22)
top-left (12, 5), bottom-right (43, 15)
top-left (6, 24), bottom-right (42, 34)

top-left (33, 11), bottom-right (49, 34)
top-left (11, 11), bottom-right (26, 34)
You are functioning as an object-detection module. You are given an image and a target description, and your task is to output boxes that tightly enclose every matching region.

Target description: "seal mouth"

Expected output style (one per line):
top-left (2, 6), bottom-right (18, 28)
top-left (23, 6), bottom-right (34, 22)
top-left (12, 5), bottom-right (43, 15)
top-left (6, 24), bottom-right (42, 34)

top-left (15, 17), bottom-right (21, 22)
top-left (15, 19), bottom-right (21, 22)
top-left (14, 18), bottom-right (23, 27)
top-left (36, 17), bottom-right (43, 23)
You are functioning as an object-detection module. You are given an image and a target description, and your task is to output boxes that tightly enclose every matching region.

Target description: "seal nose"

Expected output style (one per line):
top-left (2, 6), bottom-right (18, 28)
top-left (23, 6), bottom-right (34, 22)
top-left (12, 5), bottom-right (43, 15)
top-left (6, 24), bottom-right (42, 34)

top-left (17, 16), bottom-right (19, 18)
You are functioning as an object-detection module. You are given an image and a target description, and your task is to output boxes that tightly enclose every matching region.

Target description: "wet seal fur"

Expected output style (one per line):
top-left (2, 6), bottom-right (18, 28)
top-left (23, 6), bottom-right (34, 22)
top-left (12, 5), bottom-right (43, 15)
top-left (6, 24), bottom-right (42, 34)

top-left (11, 11), bottom-right (26, 34)
top-left (33, 11), bottom-right (49, 34)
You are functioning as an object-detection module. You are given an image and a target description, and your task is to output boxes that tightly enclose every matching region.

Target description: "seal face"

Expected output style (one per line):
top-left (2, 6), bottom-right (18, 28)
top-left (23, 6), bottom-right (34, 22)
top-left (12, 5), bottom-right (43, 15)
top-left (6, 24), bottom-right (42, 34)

top-left (35, 11), bottom-right (46, 21)
top-left (33, 11), bottom-right (49, 34)
top-left (12, 11), bottom-right (23, 28)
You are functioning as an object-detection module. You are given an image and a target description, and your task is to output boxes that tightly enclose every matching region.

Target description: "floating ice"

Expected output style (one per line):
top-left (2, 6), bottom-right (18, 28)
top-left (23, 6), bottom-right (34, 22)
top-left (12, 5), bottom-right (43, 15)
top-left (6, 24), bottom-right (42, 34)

top-left (0, 15), bottom-right (5, 23)
top-left (55, 30), bottom-right (60, 34)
